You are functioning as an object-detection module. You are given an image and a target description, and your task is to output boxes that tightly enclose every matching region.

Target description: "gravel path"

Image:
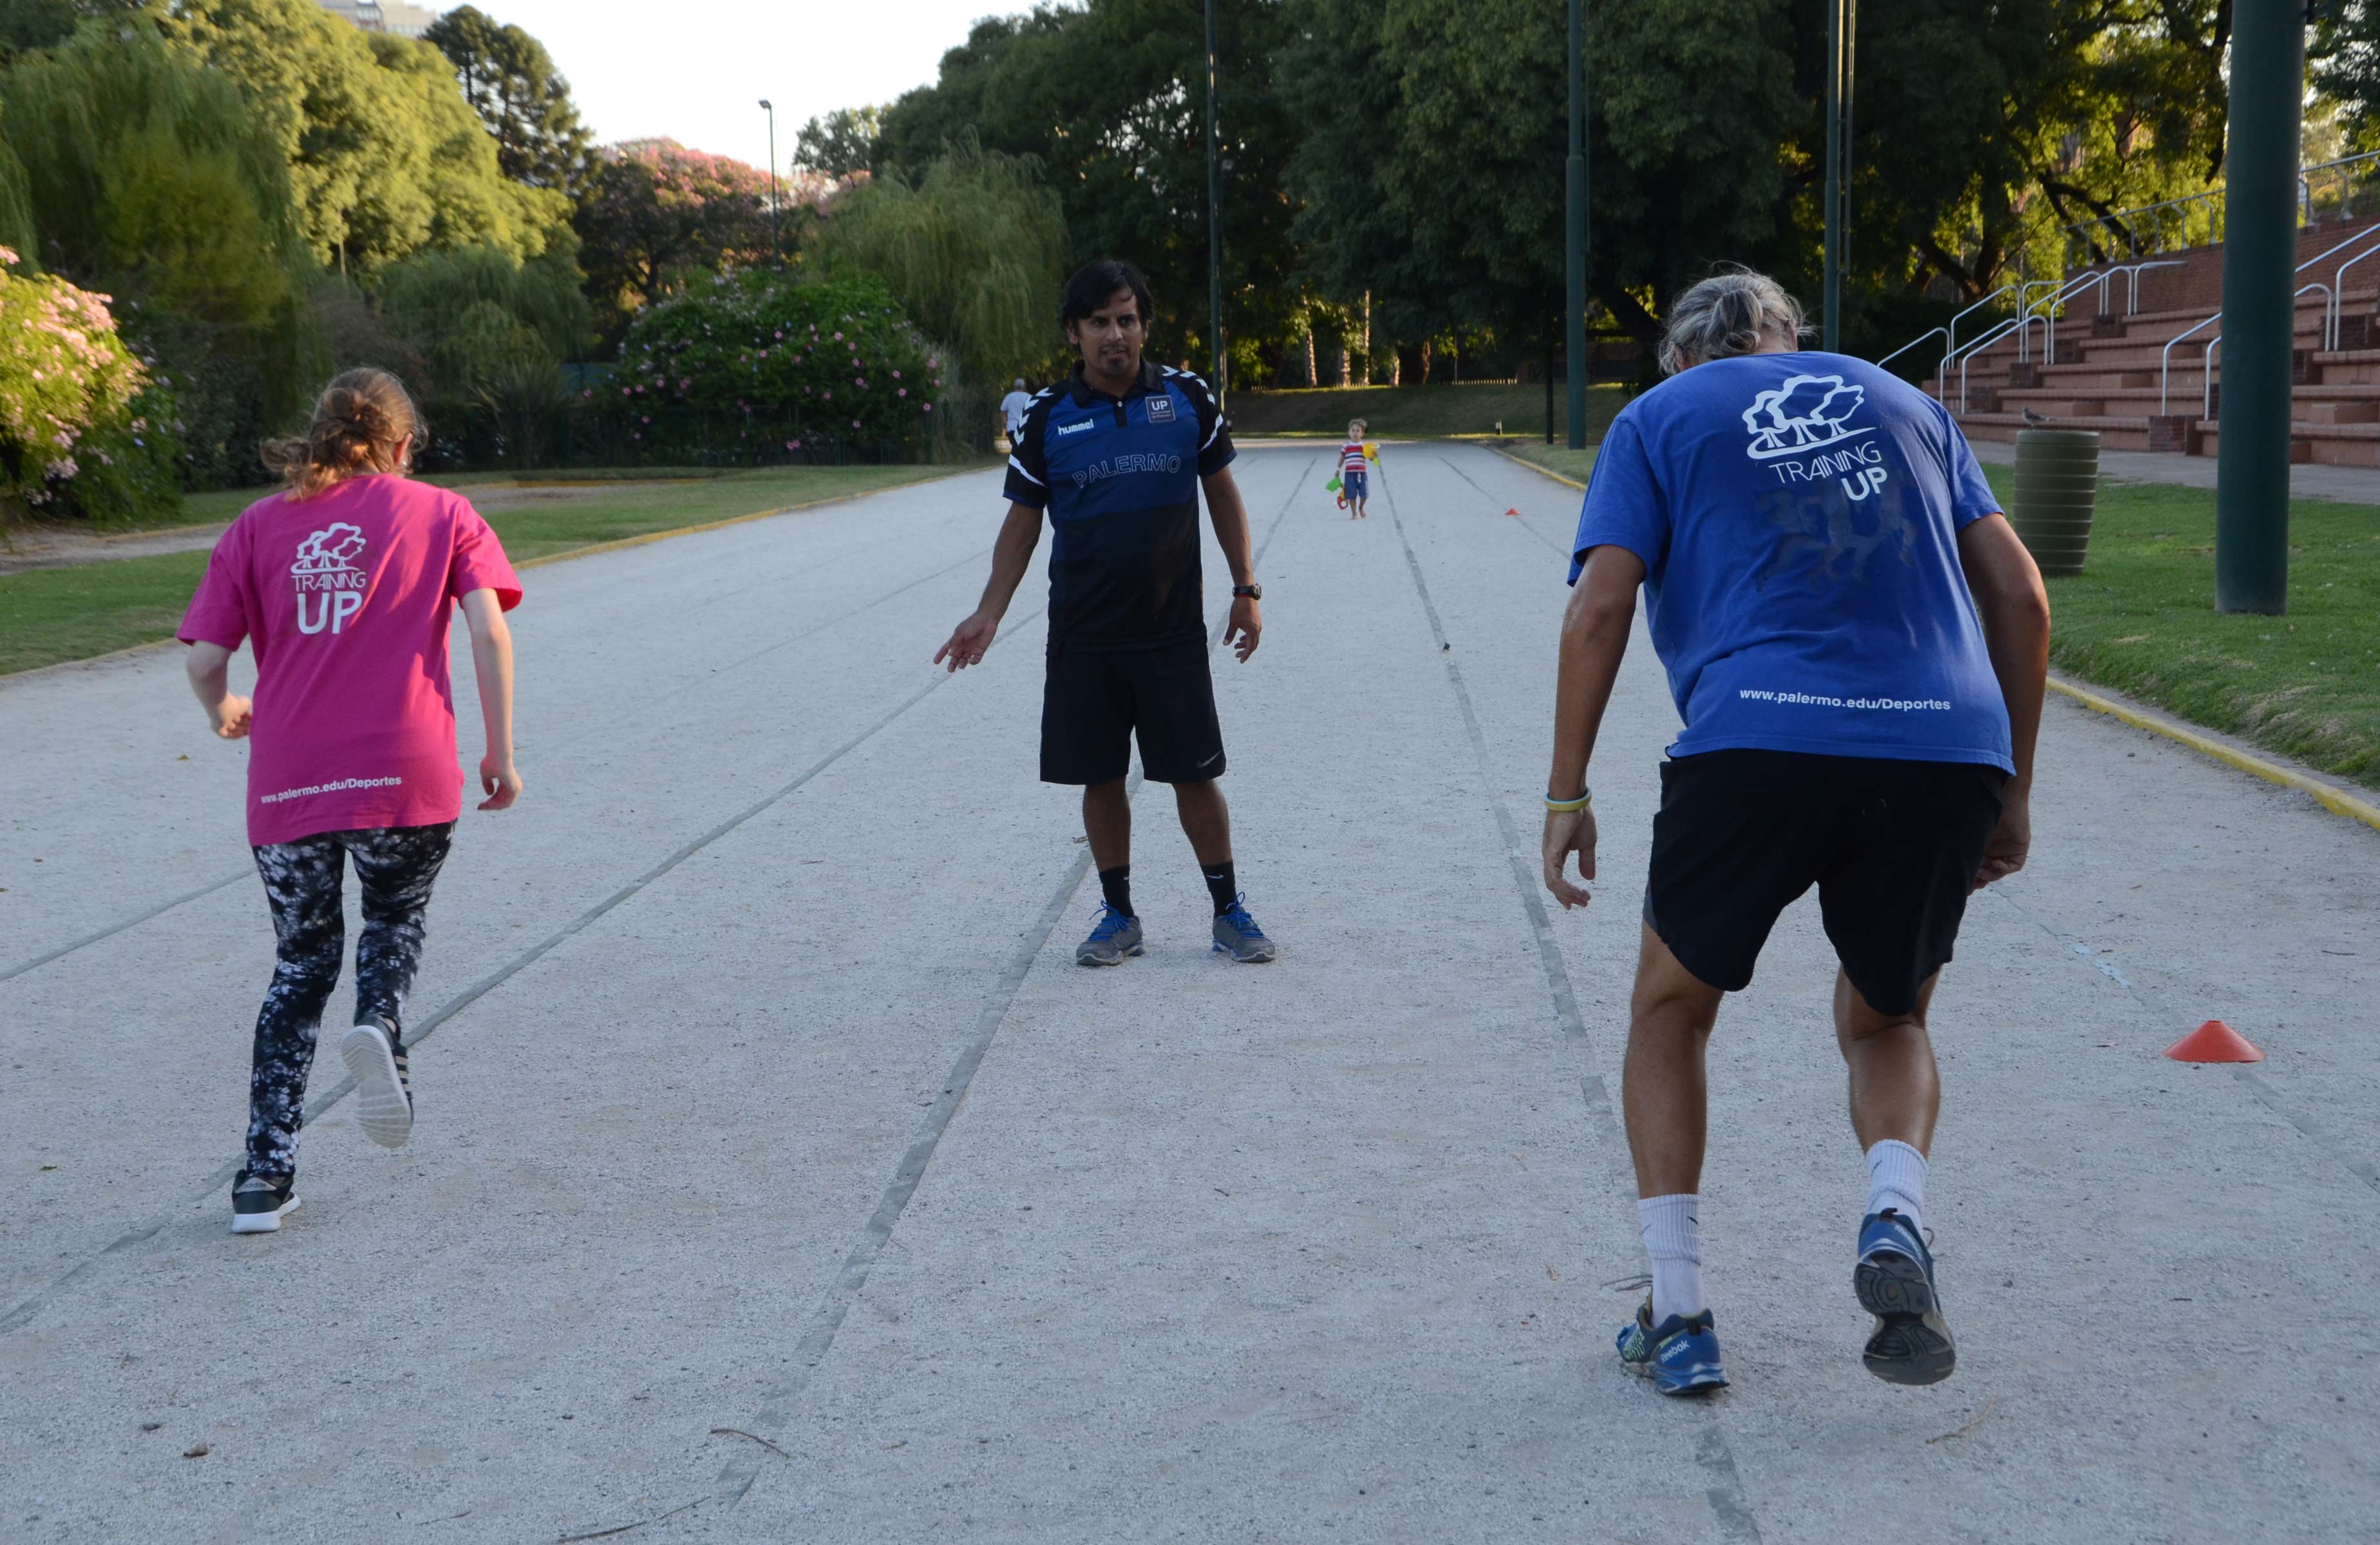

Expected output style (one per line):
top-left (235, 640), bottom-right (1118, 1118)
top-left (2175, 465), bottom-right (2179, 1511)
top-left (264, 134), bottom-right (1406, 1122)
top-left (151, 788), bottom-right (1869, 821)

top-left (1, 445), bottom-right (2373, 1542)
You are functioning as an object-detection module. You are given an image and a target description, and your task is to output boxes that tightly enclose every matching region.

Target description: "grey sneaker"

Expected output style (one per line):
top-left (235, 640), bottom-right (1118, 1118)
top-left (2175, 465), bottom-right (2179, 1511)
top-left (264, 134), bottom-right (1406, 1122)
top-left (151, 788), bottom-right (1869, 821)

top-left (1211, 895), bottom-right (1276, 962)
top-left (340, 1016), bottom-right (413, 1150)
top-left (1076, 903), bottom-right (1144, 966)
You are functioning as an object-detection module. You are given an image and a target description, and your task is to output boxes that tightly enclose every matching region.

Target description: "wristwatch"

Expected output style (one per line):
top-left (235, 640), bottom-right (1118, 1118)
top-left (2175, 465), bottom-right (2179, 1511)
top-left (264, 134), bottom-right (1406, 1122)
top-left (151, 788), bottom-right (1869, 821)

top-left (1232, 583), bottom-right (1262, 600)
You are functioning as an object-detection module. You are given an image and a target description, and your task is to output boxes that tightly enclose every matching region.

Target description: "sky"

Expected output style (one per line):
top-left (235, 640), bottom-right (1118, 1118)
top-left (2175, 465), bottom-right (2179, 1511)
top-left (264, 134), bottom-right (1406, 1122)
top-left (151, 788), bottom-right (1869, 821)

top-left (473, 0), bottom-right (1038, 169)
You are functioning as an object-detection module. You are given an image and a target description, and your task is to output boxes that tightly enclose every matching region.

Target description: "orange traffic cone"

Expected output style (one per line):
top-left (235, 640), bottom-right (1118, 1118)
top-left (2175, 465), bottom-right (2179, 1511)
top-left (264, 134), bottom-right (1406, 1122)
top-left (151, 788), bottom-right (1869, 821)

top-left (2163, 1020), bottom-right (2264, 1063)
top-left (1505, 507), bottom-right (1521, 517)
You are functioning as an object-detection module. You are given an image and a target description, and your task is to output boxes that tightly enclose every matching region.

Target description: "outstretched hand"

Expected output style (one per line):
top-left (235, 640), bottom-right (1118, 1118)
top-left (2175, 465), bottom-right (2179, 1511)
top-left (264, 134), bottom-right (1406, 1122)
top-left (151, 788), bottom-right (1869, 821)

top-left (1542, 805), bottom-right (1597, 909)
top-left (1225, 597), bottom-right (1261, 662)
top-left (934, 611), bottom-right (998, 672)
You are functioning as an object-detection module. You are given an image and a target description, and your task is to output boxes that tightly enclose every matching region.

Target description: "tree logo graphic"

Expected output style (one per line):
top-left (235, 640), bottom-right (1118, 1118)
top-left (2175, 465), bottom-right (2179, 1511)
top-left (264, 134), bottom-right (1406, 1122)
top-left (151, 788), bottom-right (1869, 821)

top-left (290, 523), bottom-right (368, 574)
top-left (1741, 375), bottom-right (1871, 460)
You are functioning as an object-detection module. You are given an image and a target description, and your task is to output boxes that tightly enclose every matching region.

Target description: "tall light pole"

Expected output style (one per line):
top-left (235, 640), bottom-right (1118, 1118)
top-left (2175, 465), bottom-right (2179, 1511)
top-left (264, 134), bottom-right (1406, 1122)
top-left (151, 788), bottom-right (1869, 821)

top-left (1564, 0), bottom-right (1588, 449)
top-left (1204, 0), bottom-right (1225, 404)
top-left (1820, 0), bottom-right (1855, 351)
top-left (2214, 1), bottom-right (2304, 615)
top-left (759, 98), bottom-right (780, 260)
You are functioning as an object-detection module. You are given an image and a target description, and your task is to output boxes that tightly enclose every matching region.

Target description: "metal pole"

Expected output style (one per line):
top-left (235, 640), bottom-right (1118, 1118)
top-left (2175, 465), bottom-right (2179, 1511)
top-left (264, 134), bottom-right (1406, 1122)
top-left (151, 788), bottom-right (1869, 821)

top-left (759, 100), bottom-right (779, 259)
top-left (1822, 0), bottom-right (1854, 351)
top-left (1204, 0), bottom-right (1225, 405)
top-left (2215, 2), bottom-right (2304, 615)
top-left (1565, 0), bottom-right (1587, 449)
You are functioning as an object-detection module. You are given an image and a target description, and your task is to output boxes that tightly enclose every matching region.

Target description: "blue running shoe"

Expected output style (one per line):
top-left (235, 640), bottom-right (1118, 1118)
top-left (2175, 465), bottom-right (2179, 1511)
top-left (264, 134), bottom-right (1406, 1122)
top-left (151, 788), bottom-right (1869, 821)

top-left (1615, 1297), bottom-right (1728, 1396)
top-left (1211, 894), bottom-right (1276, 962)
top-left (1855, 1210), bottom-right (1956, 1385)
top-left (1075, 903), bottom-right (1143, 967)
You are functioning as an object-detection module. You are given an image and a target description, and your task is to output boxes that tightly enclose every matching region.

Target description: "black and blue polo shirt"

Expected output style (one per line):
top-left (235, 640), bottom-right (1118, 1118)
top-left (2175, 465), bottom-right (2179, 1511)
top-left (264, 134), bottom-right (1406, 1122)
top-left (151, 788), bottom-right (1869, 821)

top-left (1002, 360), bottom-right (1236, 649)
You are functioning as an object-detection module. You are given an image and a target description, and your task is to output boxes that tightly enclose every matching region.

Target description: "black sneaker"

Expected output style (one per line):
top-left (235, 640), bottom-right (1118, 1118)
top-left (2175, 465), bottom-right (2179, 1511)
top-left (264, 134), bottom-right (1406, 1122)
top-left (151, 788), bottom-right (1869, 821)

top-left (340, 1015), bottom-right (413, 1150)
top-left (231, 1168), bottom-right (299, 1234)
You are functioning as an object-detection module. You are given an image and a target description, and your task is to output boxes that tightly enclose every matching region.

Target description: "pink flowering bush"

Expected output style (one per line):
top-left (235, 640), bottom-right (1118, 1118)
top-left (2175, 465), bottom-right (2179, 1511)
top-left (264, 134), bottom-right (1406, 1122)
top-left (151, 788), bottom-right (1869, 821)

top-left (0, 249), bottom-right (180, 523)
top-left (610, 270), bottom-right (943, 456)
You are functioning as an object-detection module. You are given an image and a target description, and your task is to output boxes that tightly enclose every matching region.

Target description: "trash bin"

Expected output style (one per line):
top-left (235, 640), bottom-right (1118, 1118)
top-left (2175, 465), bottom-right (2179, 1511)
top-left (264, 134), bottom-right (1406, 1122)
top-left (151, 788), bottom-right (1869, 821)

top-left (2009, 428), bottom-right (2100, 577)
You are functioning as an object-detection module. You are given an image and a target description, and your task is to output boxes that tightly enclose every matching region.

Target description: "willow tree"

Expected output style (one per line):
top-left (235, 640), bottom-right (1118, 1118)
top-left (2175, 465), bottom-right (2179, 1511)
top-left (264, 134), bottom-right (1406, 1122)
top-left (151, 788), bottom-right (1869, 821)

top-left (806, 140), bottom-right (1067, 390)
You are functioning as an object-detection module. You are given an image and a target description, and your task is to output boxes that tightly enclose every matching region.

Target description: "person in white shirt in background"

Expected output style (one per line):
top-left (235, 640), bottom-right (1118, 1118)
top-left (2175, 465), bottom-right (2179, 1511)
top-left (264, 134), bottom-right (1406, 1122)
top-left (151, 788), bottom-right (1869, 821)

top-left (998, 379), bottom-right (1034, 447)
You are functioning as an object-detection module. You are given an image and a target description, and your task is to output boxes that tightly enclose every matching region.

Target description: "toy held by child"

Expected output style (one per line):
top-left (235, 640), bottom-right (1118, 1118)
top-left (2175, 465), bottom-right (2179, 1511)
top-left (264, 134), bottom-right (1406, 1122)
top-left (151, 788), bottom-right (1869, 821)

top-left (179, 368), bottom-right (525, 1235)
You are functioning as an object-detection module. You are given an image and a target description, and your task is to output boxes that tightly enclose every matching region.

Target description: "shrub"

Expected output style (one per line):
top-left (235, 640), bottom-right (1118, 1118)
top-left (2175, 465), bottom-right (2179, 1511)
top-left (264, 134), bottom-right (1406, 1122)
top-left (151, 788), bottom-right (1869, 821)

top-left (0, 247), bottom-right (180, 523)
top-left (608, 271), bottom-right (943, 458)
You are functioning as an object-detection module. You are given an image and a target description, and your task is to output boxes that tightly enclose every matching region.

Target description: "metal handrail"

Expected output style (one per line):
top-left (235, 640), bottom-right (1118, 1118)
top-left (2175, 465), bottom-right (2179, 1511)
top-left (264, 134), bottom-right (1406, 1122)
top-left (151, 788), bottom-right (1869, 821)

top-left (1947, 283), bottom-right (2019, 355)
top-left (2159, 312), bottom-right (2222, 415)
top-left (1876, 326), bottom-right (1949, 373)
top-left (2063, 148), bottom-right (2380, 262)
top-left (2106, 259), bottom-right (2185, 315)
top-left (1947, 317), bottom-right (2025, 412)
top-left (2200, 335), bottom-right (2220, 422)
top-left (2026, 270), bottom-right (2114, 362)
top-left (2317, 227), bottom-right (2380, 348)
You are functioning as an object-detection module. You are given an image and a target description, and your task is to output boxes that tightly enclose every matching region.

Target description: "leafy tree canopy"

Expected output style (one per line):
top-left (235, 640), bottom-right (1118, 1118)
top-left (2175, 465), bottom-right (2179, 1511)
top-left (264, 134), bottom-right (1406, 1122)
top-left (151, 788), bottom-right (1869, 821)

top-left (794, 105), bottom-right (880, 181)
top-left (424, 4), bottom-right (592, 194)
top-left (574, 138), bottom-right (773, 344)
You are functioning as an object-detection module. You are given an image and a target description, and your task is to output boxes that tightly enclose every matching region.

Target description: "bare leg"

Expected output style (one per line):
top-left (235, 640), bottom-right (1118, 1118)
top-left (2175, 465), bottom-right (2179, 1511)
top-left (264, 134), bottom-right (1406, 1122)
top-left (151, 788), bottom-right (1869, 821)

top-left (1082, 779), bottom-right (1131, 874)
top-left (1171, 778), bottom-right (1232, 866)
top-left (1835, 970), bottom-right (1941, 1154)
top-left (1621, 923), bottom-right (1727, 1197)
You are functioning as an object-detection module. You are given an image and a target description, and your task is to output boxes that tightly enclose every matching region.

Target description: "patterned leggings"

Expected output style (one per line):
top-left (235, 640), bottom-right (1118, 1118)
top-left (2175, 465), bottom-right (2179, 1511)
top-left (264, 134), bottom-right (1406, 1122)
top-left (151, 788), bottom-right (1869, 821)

top-left (247, 823), bottom-right (454, 1177)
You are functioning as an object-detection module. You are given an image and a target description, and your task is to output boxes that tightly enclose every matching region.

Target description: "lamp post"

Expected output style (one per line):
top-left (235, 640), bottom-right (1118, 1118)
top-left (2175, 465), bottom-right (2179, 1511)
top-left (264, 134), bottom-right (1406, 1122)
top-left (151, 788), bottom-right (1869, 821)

top-left (759, 98), bottom-right (780, 260)
top-left (2214, 1), bottom-right (2304, 614)
top-left (1564, 0), bottom-right (1587, 449)
top-left (1204, 0), bottom-right (1225, 404)
top-left (1820, 0), bottom-right (1855, 351)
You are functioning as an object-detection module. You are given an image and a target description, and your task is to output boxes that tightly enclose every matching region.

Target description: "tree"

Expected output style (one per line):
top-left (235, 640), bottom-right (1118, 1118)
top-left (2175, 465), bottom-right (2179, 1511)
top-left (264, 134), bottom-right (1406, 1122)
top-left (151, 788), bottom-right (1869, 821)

top-left (150, 0), bottom-right (571, 273)
top-left (574, 139), bottom-right (773, 343)
top-left (423, 4), bottom-right (592, 194)
top-left (873, 0), bottom-right (1307, 374)
top-left (793, 105), bottom-right (880, 181)
top-left (808, 138), bottom-right (1068, 388)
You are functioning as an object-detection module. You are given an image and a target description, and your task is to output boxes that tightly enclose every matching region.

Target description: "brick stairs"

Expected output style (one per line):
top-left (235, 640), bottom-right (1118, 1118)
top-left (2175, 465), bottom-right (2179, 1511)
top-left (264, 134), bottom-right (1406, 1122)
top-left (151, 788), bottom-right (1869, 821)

top-left (1923, 216), bottom-right (2380, 467)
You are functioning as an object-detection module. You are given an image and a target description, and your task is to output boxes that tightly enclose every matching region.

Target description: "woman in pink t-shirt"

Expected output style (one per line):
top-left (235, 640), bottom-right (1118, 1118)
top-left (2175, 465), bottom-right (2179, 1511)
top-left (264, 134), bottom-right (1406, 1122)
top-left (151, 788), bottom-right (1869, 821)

top-left (180, 368), bottom-right (524, 1234)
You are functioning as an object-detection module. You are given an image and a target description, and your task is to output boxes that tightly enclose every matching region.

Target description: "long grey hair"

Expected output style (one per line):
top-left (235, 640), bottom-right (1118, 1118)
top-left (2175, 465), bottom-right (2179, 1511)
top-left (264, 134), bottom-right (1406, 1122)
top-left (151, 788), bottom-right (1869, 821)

top-left (1656, 268), bottom-right (1811, 375)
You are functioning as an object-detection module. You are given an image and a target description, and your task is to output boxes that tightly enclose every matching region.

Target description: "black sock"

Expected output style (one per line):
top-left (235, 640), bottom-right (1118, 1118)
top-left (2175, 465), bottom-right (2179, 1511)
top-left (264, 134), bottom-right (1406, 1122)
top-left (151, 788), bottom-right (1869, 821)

top-left (1099, 865), bottom-right (1134, 918)
top-left (1202, 861), bottom-right (1238, 915)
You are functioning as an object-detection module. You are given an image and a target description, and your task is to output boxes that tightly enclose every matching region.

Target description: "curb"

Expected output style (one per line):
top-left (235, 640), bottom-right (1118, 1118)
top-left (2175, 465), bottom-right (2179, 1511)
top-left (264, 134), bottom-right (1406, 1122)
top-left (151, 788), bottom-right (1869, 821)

top-left (2046, 672), bottom-right (2380, 834)
top-left (0, 465), bottom-right (986, 685)
top-left (1493, 442), bottom-right (2380, 837)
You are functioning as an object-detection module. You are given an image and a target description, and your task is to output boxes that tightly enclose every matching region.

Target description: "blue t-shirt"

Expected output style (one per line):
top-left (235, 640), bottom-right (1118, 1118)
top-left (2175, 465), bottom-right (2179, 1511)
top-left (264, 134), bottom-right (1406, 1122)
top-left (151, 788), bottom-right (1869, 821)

top-left (1003, 361), bottom-right (1236, 648)
top-left (1570, 351), bottom-right (2014, 772)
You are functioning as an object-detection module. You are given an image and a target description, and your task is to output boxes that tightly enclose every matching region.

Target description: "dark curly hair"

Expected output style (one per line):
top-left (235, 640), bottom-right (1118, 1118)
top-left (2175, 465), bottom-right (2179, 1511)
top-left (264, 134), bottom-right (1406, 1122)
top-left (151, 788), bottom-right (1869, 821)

top-left (261, 368), bottom-right (420, 499)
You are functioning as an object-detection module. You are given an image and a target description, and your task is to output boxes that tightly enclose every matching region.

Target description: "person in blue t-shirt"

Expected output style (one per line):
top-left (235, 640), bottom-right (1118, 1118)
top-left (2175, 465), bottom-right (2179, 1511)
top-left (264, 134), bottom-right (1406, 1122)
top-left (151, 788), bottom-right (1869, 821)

top-left (934, 259), bottom-right (1277, 966)
top-left (1539, 269), bottom-right (2049, 1395)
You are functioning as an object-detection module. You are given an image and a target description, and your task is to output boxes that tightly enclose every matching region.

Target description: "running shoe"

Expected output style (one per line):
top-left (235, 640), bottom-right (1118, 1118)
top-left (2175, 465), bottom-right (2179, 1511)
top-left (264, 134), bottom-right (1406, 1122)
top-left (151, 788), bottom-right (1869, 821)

top-left (231, 1168), bottom-right (299, 1234)
top-left (1211, 895), bottom-right (1277, 963)
top-left (1855, 1209), bottom-right (1956, 1385)
top-left (1076, 903), bottom-right (1144, 967)
top-left (341, 1016), bottom-right (413, 1150)
top-left (1615, 1297), bottom-right (1728, 1396)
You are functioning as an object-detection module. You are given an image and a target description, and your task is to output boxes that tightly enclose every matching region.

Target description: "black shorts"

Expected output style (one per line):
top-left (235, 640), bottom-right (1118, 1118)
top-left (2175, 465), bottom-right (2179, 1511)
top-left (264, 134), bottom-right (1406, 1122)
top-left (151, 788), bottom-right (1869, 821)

top-left (1643, 749), bottom-right (2007, 1016)
top-left (1041, 638), bottom-right (1225, 785)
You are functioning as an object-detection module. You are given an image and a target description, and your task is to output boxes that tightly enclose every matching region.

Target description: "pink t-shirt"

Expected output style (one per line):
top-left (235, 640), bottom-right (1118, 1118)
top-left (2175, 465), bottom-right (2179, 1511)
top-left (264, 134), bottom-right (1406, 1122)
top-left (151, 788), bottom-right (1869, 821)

top-left (179, 474), bottom-right (523, 847)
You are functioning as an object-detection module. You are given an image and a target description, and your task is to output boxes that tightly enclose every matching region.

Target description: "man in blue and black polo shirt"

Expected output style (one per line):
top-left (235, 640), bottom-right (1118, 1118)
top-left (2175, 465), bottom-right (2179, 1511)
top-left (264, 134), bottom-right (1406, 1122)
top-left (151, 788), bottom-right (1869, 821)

top-left (935, 259), bottom-right (1277, 967)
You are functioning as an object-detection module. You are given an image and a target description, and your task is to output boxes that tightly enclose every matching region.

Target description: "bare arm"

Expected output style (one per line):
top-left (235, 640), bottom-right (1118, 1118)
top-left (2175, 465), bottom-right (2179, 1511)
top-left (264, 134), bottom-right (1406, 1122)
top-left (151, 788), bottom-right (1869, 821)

top-left (1956, 513), bottom-right (2051, 886)
top-left (1542, 545), bottom-right (1646, 908)
top-left (184, 641), bottom-right (251, 740)
top-left (1203, 466), bottom-right (1261, 662)
top-left (462, 588), bottom-right (521, 810)
top-left (935, 501), bottom-right (1043, 671)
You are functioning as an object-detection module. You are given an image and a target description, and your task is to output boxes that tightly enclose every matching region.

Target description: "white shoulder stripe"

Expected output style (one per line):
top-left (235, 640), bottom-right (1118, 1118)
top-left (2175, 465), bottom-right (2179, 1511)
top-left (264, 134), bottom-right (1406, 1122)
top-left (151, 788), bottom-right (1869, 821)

top-left (1006, 454), bottom-right (1044, 487)
top-left (1200, 418), bottom-right (1224, 450)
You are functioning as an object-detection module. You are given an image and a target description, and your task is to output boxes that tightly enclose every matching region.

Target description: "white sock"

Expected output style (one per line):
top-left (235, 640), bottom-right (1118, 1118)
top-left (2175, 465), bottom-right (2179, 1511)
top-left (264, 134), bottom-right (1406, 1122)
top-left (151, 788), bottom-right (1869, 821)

top-left (1864, 1140), bottom-right (1927, 1232)
top-left (1637, 1194), bottom-right (1704, 1323)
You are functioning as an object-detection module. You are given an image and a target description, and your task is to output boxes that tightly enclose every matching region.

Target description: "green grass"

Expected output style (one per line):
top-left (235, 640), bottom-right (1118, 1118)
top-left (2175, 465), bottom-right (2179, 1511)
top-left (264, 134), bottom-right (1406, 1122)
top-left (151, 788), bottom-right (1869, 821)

top-left (1979, 467), bottom-right (2380, 790)
top-left (1230, 380), bottom-right (1631, 441)
top-left (0, 461), bottom-right (980, 677)
top-left (1498, 442), bottom-right (1600, 487)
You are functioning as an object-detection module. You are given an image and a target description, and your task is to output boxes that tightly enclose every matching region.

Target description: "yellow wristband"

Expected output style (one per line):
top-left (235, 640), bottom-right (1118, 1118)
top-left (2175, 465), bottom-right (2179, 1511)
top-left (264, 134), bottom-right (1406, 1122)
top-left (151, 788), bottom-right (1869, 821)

top-left (1544, 789), bottom-right (1592, 813)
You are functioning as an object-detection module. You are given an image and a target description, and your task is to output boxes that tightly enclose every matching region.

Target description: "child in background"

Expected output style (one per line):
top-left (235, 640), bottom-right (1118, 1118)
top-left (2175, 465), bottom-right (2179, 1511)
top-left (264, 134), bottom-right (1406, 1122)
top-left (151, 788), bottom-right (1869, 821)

top-left (1339, 419), bottom-right (1372, 519)
top-left (180, 368), bottom-right (524, 1235)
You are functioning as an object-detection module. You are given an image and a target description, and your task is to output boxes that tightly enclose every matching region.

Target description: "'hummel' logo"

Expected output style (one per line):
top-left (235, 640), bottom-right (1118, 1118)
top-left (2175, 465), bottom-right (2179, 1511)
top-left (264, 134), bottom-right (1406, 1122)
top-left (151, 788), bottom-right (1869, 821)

top-left (1053, 420), bottom-right (1094, 436)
